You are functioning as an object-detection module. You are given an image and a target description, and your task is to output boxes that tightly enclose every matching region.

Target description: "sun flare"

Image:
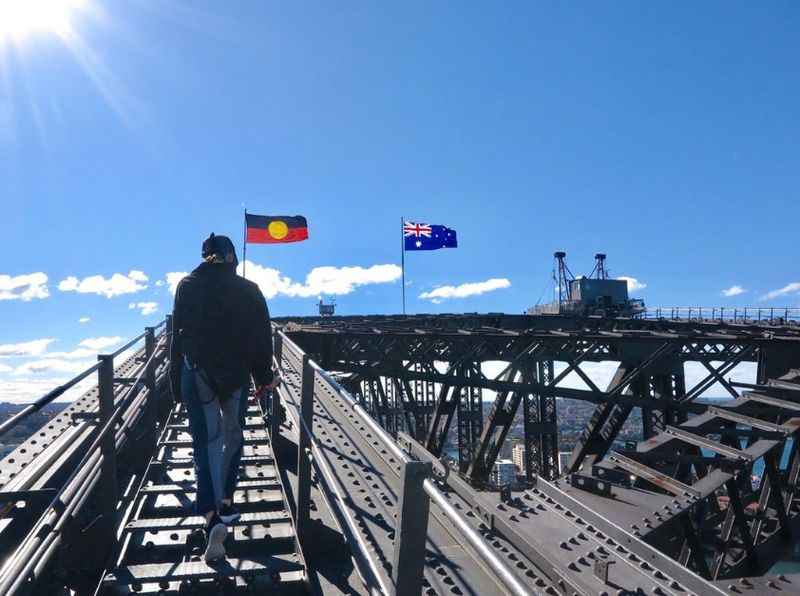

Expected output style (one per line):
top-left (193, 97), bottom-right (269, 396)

top-left (0, 0), bottom-right (87, 41)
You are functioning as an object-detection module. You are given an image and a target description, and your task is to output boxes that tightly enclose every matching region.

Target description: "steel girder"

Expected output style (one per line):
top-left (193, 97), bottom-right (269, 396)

top-left (523, 360), bottom-right (559, 480)
top-left (577, 373), bottom-right (800, 581)
top-left (285, 322), bottom-right (800, 484)
top-left (275, 313), bottom-right (800, 336)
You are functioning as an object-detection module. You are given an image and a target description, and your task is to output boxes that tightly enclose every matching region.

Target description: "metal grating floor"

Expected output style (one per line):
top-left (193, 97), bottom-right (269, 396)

top-left (100, 395), bottom-right (307, 595)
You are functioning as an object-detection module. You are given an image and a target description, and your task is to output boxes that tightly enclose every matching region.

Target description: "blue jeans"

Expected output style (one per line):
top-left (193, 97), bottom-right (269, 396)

top-left (181, 360), bottom-right (248, 515)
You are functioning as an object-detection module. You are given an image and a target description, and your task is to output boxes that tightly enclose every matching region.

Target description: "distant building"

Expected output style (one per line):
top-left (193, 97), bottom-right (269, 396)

top-left (558, 451), bottom-right (571, 475)
top-left (491, 459), bottom-right (517, 486)
top-left (318, 299), bottom-right (336, 317)
top-left (511, 444), bottom-right (526, 474)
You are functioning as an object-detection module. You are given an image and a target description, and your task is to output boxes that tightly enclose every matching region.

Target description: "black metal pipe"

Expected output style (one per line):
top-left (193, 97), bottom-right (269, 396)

top-left (0, 362), bottom-right (101, 439)
top-left (0, 335), bottom-right (167, 593)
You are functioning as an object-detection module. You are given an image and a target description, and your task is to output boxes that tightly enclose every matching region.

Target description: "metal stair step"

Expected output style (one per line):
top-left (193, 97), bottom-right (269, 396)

top-left (157, 455), bottom-right (274, 468)
top-left (166, 418), bottom-right (264, 431)
top-left (123, 526), bottom-right (296, 556)
top-left (162, 434), bottom-right (267, 447)
top-left (142, 492), bottom-right (285, 514)
top-left (104, 555), bottom-right (304, 585)
top-left (125, 510), bottom-right (291, 532)
top-left (140, 480), bottom-right (281, 495)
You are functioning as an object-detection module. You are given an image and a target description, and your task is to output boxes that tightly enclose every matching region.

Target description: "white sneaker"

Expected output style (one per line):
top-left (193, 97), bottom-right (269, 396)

top-left (203, 514), bottom-right (227, 563)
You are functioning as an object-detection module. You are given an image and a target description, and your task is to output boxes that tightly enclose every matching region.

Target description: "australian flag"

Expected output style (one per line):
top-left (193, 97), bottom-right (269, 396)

top-left (404, 221), bottom-right (458, 251)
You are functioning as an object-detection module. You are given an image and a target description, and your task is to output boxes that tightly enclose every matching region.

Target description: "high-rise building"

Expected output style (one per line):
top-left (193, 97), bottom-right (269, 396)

top-left (558, 452), bottom-right (571, 475)
top-left (490, 459), bottom-right (517, 487)
top-left (511, 443), bottom-right (526, 474)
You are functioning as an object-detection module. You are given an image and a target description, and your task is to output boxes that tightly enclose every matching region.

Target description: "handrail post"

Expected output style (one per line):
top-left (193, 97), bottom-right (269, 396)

top-left (270, 333), bottom-right (284, 430)
top-left (296, 354), bottom-right (315, 546)
top-left (144, 327), bottom-right (158, 446)
top-left (165, 315), bottom-right (175, 405)
top-left (274, 332), bottom-right (283, 368)
top-left (391, 460), bottom-right (432, 595)
top-left (97, 354), bottom-right (118, 540)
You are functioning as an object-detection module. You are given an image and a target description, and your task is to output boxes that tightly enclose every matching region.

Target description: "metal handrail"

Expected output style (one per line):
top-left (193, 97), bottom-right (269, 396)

top-left (0, 319), bottom-right (167, 441)
top-left (0, 332), bottom-right (168, 594)
top-left (277, 384), bottom-right (388, 596)
top-left (640, 307), bottom-right (800, 324)
top-left (277, 330), bottom-right (532, 596)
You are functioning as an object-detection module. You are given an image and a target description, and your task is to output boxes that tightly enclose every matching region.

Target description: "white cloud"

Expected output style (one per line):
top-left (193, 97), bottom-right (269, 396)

top-left (78, 336), bottom-right (123, 350)
top-left (12, 358), bottom-right (95, 376)
top-left (0, 377), bottom-right (79, 404)
top-left (58, 270), bottom-right (149, 298)
top-left (44, 348), bottom-right (98, 360)
top-left (240, 261), bottom-right (402, 299)
top-left (479, 360), bottom-right (757, 402)
top-left (129, 301), bottom-right (158, 316)
top-left (418, 278), bottom-right (511, 304)
top-left (761, 282), bottom-right (800, 302)
top-left (79, 316), bottom-right (91, 324)
top-left (0, 338), bottom-right (55, 358)
top-left (155, 280), bottom-right (164, 287)
top-left (0, 272), bottom-right (49, 301)
top-left (617, 276), bottom-right (647, 292)
top-left (0, 337), bottom-right (125, 382)
top-left (166, 272), bottom-right (189, 296)
top-left (722, 285), bottom-right (746, 297)
top-left (683, 362), bottom-right (757, 397)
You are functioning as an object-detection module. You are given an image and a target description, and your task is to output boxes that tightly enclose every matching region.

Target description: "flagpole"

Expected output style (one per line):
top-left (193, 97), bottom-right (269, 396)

top-left (400, 216), bottom-right (406, 315)
top-left (242, 208), bottom-right (248, 279)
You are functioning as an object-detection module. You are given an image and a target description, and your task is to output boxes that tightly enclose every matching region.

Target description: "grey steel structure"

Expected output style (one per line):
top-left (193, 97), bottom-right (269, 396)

top-left (527, 252), bottom-right (646, 318)
top-left (0, 312), bottom-right (797, 595)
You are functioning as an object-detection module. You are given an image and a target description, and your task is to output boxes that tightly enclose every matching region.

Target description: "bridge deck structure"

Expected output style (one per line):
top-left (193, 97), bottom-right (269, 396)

top-left (0, 313), bottom-right (798, 595)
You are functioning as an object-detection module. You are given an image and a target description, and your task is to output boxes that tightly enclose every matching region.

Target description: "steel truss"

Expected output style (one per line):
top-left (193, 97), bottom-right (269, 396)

top-left (574, 370), bottom-right (800, 581)
top-left (285, 319), bottom-right (800, 484)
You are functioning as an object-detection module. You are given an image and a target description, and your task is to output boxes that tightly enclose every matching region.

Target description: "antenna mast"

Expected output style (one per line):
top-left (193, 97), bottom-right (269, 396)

top-left (554, 251), bottom-right (574, 306)
top-left (593, 253), bottom-right (608, 280)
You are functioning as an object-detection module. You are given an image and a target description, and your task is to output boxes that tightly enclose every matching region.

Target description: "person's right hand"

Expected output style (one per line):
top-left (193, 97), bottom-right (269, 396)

top-left (265, 371), bottom-right (281, 391)
top-left (255, 373), bottom-right (281, 399)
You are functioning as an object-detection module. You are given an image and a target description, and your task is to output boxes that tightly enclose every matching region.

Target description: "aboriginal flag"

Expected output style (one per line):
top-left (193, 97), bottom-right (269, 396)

top-left (246, 214), bottom-right (309, 244)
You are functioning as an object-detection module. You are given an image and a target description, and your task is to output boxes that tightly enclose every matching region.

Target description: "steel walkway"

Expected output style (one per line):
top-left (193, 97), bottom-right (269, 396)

top-left (100, 396), bottom-right (307, 595)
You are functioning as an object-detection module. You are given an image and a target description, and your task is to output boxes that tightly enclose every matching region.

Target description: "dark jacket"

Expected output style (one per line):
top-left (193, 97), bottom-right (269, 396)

top-left (169, 262), bottom-right (273, 398)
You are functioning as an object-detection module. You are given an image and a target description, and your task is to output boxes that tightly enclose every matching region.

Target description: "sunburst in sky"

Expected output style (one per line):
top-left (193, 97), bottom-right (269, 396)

top-left (0, 0), bottom-right (160, 148)
top-left (0, 0), bottom-right (89, 42)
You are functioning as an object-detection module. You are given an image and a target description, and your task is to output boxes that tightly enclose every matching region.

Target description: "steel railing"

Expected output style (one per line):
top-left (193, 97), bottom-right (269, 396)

top-left (0, 318), bottom-right (171, 595)
top-left (273, 330), bottom-right (533, 596)
top-left (0, 320), bottom-right (530, 595)
top-left (0, 320), bottom-right (167, 441)
top-left (639, 307), bottom-right (800, 325)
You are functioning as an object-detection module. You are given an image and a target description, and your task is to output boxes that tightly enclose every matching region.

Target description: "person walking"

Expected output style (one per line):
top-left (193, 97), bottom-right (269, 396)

top-left (169, 233), bottom-right (278, 563)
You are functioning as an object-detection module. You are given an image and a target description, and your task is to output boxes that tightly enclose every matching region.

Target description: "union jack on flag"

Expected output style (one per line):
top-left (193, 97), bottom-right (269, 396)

top-left (403, 222), bottom-right (432, 238)
top-left (402, 221), bottom-right (458, 251)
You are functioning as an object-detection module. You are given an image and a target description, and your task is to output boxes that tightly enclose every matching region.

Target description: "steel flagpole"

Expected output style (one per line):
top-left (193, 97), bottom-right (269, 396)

top-left (401, 217), bottom-right (406, 315)
top-left (242, 208), bottom-right (248, 279)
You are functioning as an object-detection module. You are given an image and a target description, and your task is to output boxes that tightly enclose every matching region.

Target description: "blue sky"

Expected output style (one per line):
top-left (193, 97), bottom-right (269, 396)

top-left (1, 2), bottom-right (798, 401)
